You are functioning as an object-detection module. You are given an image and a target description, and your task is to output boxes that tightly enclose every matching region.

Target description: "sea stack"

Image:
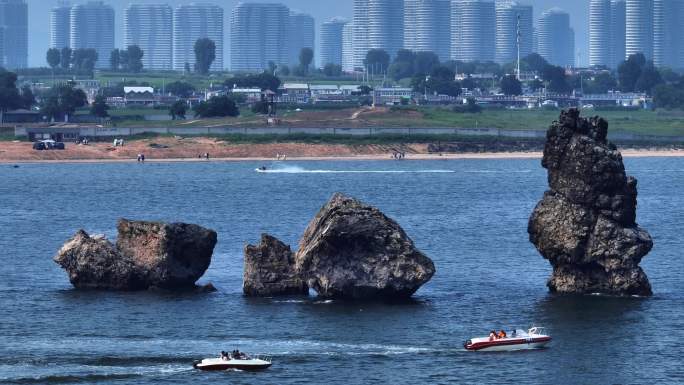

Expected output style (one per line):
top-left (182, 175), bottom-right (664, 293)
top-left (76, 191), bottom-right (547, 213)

top-left (528, 109), bottom-right (653, 296)
top-left (243, 234), bottom-right (308, 296)
top-left (295, 193), bottom-right (435, 299)
top-left (54, 219), bottom-right (217, 290)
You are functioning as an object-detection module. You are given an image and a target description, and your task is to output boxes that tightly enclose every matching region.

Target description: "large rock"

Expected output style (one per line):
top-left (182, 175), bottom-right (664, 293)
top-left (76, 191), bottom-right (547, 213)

top-left (295, 193), bottom-right (435, 299)
top-left (54, 219), bottom-right (217, 290)
top-left (243, 234), bottom-right (308, 296)
top-left (528, 109), bottom-right (652, 296)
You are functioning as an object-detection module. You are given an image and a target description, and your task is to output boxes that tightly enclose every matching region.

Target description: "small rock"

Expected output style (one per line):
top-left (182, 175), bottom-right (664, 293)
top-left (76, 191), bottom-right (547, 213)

top-left (243, 234), bottom-right (308, 296)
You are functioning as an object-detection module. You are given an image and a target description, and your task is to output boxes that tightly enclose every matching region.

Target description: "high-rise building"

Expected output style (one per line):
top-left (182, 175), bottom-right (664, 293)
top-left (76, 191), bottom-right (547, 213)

top-left (611, 0), bottom-right (627, 67)
top-left (625, 0), bottom-right (653, 60)
top-left (320, 18), bottom-right (348, 67)
top-left (50, 1), bottom-right (71, 49)
top-left (590, 0), bottom-right (612, 67)
top-left (0, 0), bottom-right (28, 69)
top-left (342, 22), bottom-right (355, 72)
top-left (125, 4), bottom-right (173, 71)
top-left (353, 0), bottom-right (404, 71)
top-left (536, 8), bottom-right (575, 67)
top-left (287, 11), bottom-right (315, 67)
top-left (70, 1), bottom-right (115, 69)
top-left (654, 0), bottom-right (684, 69)
top-left (495, 0), bottom-right (533, 65)
top-left (351, 0), bottom-right (369, 71)
top-left (451, 0), bottom-right (496, 62)
top-left (174, 3), bottom-right (223, 72)
top-left (230, 2), bottom-right (288, 72)
top-left (404, 0), bottom-right (451, 62)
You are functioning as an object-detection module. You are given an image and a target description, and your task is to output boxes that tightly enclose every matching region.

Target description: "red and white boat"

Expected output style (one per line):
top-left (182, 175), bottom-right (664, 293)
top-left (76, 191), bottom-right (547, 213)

top-left (193, 352), bottom-right (272, 371)
top-left (464, 327), bottom-right (551, 352)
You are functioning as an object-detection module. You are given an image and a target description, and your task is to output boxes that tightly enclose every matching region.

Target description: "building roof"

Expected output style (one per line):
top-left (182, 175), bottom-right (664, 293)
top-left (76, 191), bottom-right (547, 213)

top-left (339, 85), bottom-right (362, 91)
top-left (310, 84), bottom-right (339, 90)
top-left (124, 86), bottom-right (154, 94)
top-left (282, 83), bottom-right (309, 90)
top-left (231, 88), bottom-right (262, 93)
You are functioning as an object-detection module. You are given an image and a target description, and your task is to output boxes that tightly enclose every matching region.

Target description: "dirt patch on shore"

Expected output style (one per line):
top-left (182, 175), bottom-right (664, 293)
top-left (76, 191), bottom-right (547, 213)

top-left (0, 137), bottom-right (428, 162)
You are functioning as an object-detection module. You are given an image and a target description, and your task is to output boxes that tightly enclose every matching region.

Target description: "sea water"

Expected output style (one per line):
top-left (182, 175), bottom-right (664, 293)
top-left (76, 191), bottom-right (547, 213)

top-left (0, 158), bottom-right (682, 384)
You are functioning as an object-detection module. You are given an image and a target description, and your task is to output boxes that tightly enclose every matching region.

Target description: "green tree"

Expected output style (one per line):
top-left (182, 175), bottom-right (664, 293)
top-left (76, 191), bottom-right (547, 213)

top-left (278, 65), bottom-right (290, 76)
top-left (411, 66), bottom-right (462, 97)
top-left (389, 49), bottom-right (416, 80)
top-left (653, 82), bottom-right (684, 109)
top-left (125, 45), bottom-right (144, 73)
top-left (364, 49), bottom-right (390, 74)
top-left (41, 83), bottom-right (88, 122)
top-left (226, 72), bottom-right (281, 92)
top-left (501, 75), bottom-right (522, 95)
top-left (169, 100), bottom-right (187, 120)
top-left (523, 53), bottom-right (549, 73)
top-left (542, 65), bottom-right (571, 94)
top-left (323, 63), bottom-right (342, 77)
top-left (20, 85), bottom-right (35, 109)
top-left (60, 47), bottom-right (72, 69)
top-left (618, 53), bottom-right (647, 92)
top-left (72, 49), bottom-right (98, 72)
top-left (584, 72), bottom-right (618, 94)
top-left (165, 81), bottom-right (195, 98)
top-left (110, 49), bottom-right (120, 70)
top-left (193, 96), bottom-right (239, 118)
top-left (0, 70), bottom-right (21, 122)
top-left (414, 51), bottom-right (441, 76)
top-left (194, 38), bottom-right (216, 75)
top-left (46, 48), bottom-right (61, 69)
top-left (90, 95), bottom-right (109, 119)
top-left (634, 63), bottom-right (663, 93)
top-left (299, 47), bottom-right (314, 75)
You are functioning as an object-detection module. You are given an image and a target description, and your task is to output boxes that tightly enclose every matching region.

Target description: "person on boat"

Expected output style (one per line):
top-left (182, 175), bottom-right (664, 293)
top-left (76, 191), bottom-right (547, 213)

top-left (498, 330), bottom-right (507, 339)
top-left (489, 330), bottom-right (497, 341)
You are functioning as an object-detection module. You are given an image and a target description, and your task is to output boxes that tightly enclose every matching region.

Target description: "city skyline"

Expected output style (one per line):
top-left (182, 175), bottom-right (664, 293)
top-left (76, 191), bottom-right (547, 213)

top-left (29, 0), bottom-right (589, 68)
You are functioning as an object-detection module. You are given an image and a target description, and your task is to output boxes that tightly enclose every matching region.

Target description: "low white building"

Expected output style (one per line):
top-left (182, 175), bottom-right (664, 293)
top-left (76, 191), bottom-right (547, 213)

top-left (229, 88), bottom-right (262, 103)
top-left (124, 86), bottom-right (156, 106)
top-left (279, 83), bottom-right (310, 104)
top-left (373, 87), bottom-right (414, 105)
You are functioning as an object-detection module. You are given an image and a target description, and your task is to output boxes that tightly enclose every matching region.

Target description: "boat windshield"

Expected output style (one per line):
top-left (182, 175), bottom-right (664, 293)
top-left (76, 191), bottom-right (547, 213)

top-left (528, 327), bottom-right (546, 336)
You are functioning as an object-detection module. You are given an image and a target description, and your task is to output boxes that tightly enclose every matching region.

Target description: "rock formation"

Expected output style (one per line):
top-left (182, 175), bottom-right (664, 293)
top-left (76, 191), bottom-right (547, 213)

top-left (528, 109), bottom-right (653, 296)
top-left (294, 193), bottom-right (435, 299)
top-left (243, 234), bottom-right (308, 296)
top-left (54, 219), bottom-right (217, 290)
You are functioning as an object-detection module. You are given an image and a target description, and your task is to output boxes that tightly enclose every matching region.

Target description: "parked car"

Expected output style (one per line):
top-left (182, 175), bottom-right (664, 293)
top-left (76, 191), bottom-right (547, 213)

top-left (32, 140), bottom-right (65, 151)
top-left (32, 141), bottom-right (46, 150)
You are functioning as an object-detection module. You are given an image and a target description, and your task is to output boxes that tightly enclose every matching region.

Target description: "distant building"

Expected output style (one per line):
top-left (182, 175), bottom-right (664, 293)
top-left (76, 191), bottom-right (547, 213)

top-left (230, 2), bottom-right (288, 72)
top-left (342, 22), bottom-right (355, 72)
top-left (124, 86), bottom-right (156, 106)
top-left (653, 0), bottom-right (684, 69)
top-left (0, 0), bottom-right (28, 68)
top-left (353, 0), bottom-right (404, 70)
top-left (50, 1), bottom-right (71, 49)
top-left (125, 4), bottom-right (173, 71)
top-left (625, 0), bottom-right (653, 60)
top-left (590, 0), bottom-right (626, 69)
top-left (287, 11), bottom-right (315, 67)
top-left (404, 0), bottom-right (451, 62)
top-left (451, 0), bottom-right (496, 62)
top-left (536, 8), bottom-right (575, 67)
top-left (495, 0), bottom-right (533, 65)
top-left (173, 3), bottom-right (224, 72)
top-left (320, 18), bottom-right (348, 68)
top-left (373, 87), bottom-right (414, 105)
top-left (70, 1), bottom-right (115, 69)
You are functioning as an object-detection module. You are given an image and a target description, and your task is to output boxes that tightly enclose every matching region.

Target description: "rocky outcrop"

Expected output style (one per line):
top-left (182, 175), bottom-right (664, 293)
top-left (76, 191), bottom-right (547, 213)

top-left (528, 109), bottom-right (653, 296)
top-left (294, 193), bottom-right (436, 299)
top-left (54, 219), bottom-right (217, 290)
top-left (243, 234), bottom-right (308, 296)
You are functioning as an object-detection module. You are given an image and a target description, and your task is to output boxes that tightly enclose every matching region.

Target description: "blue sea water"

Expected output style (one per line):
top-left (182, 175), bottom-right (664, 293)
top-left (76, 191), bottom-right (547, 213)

top-left (0, 158), bottom-right (682, 385)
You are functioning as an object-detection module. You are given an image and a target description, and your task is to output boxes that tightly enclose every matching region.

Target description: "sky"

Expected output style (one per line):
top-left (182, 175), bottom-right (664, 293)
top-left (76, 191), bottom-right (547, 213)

top-left (27, 0), bottom-right (590, 68)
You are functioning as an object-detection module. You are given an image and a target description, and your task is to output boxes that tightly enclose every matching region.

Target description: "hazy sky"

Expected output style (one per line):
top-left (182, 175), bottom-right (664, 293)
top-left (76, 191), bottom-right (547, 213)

top-left (28, 0), bottom-right (590, 68)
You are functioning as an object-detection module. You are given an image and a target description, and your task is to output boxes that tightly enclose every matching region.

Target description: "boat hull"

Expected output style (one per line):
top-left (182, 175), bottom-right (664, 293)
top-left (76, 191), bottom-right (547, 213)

top-left (193, 358), bottom-right (272, 371)
top-left (465, 337), bottom-right (551, 352)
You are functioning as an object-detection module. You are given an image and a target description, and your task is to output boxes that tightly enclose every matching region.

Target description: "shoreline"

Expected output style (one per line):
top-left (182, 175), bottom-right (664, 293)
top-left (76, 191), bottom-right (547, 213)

top-left (3, 149), bottom-right (684, 164)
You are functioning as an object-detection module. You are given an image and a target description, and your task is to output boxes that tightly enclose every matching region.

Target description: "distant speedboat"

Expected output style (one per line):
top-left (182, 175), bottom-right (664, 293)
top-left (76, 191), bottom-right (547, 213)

top-left (256, 166), bottom-right (268, 172)
top-left (464, 327), bottom-right (551, 352)
top-left (193, 351), bottom-right (272, 371)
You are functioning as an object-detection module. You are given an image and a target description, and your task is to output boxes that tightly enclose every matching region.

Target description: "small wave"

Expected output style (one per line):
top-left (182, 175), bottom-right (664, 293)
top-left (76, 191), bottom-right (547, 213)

top-left (3, 373), bottom-right (140, 384)
top-left (257, 166), bottom-right (455, 174)
top-left (463, 170), bottom-right (533, 174)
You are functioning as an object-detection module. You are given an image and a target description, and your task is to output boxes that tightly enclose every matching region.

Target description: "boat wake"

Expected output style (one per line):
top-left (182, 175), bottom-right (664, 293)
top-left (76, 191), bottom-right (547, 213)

top-left (256, 166), bottom-right (455, 174)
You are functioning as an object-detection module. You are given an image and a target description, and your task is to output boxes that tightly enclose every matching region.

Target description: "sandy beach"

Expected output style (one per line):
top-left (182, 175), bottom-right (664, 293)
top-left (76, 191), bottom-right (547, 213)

top-left (1, 137), bottom-right (683, 164)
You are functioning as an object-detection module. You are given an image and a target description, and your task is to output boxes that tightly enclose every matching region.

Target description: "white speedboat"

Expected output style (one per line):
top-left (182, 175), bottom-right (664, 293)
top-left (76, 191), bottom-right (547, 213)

top-left (193, 352), bottom-right (272, 371)
top-left (464, 327), bottom-right (551, 352)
